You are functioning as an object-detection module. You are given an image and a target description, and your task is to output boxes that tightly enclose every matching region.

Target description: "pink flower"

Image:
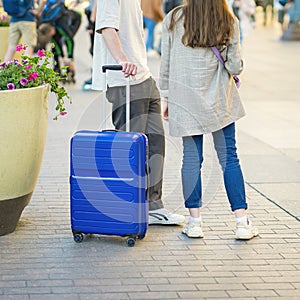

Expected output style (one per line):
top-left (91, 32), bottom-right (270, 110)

top-left (15, 45), bottom-right (23, 52)
top-left (25, 64), bottom-right (32, 70)
top-left (20, 78), bottom-right (28, 86)
top-left (37, 49), bottom-right (46, 57)
top-left (7, 83), bottom-right (15, 90)
top-left (60, 111), bottom-right (67, 116)
top-left (28, 71), bottom-right (39, 81)
top-left (15, 45), bottom-right (27, 52)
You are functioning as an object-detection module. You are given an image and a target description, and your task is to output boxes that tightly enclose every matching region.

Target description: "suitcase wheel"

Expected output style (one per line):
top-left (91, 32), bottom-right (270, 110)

top-left (137, 235), bottom-right (145, 240)
top-left (126, 237), bottom-right (136, 247)
top-left (73, 232), bottom-right (84, 243)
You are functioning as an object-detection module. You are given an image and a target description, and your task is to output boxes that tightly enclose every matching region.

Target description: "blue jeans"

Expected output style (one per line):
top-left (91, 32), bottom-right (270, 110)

top-left (143, 17), bottom-right (156, 51)
top-left (181, 123), bottom-right (247, 211)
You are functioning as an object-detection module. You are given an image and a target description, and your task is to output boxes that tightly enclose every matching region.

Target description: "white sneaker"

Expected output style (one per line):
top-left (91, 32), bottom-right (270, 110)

top-left (235, 219), bottom-right (259, 240)
top-left (182, 221), bottom-right (204, 238)
top-left (149, 208), bottom-right (185, 225)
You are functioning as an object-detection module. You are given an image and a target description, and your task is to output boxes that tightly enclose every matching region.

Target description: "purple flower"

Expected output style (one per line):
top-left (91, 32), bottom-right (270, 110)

top-left (7, 83), bottom-right (15, 90)
top-left (0, 62), bottom-right (6, 68)
top-left (20, 78), bottom-right (28, 86)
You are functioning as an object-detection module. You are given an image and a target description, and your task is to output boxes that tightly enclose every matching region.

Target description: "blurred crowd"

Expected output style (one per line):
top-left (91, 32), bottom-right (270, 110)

top-left (0, 0), bottom-right (299, 85)
top-left (0, 0), bottom-right (94, 84)
top-left (141, 0), bottom-right (300, 58)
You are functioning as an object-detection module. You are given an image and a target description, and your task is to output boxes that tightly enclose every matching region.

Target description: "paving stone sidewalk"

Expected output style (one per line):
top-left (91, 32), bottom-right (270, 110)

top-left (1, 94), bottom-right (300, 300)
top-left (1, 116), bottom-right (300, 300)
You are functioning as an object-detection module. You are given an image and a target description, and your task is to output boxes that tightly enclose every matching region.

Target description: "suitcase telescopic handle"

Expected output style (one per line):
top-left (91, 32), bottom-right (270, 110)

top-left (102, 65), bottom-right (123, 73)
top-left (101, 65), bottom-right (130, 132)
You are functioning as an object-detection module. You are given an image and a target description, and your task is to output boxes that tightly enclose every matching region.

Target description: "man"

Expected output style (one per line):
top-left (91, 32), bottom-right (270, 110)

top-left (92, 0), bottom-right (185, 225)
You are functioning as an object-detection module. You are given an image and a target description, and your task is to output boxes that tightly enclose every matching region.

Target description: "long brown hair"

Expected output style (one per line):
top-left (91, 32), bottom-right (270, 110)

top-left (168, 0), bottom-right (235, 48)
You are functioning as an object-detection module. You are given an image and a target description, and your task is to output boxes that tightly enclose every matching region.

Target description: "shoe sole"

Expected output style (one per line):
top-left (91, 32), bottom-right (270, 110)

top-left (235, 232), bottom-right (259, 240)
top-left (149, 220), bottom-right (185, 226)
top-left (182, 230), bottom-right (204, 238)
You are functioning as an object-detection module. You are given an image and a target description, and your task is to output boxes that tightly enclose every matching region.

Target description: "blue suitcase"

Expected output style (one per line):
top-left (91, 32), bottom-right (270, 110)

top-left (70, 66), bottom-right (148, 247)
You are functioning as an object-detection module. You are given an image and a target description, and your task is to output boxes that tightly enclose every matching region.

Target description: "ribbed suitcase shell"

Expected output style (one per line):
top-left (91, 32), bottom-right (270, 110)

top-left (70, 130), bottom-right (148, 244)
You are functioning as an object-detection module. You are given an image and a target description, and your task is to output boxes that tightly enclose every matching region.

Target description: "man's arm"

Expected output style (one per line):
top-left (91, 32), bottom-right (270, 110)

top-left (101, 28), bottom-right (137, 79)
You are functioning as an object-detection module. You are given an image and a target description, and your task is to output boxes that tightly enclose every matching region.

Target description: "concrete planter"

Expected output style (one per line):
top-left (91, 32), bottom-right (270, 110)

top-left (0, 85), bottom-right (49, 236)
top-left (0, 26), bottom-right (9, 62)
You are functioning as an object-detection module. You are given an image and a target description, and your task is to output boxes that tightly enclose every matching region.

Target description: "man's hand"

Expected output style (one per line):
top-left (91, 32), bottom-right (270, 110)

top-left (102, 28), bottom-right (137, 80)
top-left (119, 61), bottom-right (137, 80)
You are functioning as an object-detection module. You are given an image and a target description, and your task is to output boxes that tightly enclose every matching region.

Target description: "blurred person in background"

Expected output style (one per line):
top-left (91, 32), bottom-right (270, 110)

top-left (82, 0), bottom-right (95, 89)
top-left (37, 0), bottom-right (81, 82)
top-left (141, 0), bottom-right (164, 57)
top-left (281, 0), bottom-right (300, 40)
top-left (233, 0), bottom-right (256, 43)
top-left (157, 0), bottom-right (183, 55)
top-left (164, 0), bottom-right (183, 13)
top-left (274, 0), bottom-right (289, 36)
top-left (3, 0), bottom-right (46, 60)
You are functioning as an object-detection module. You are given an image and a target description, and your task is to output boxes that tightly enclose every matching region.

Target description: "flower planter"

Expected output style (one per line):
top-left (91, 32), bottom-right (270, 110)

top-left (0, 85), bottom-right (49, 235)
top-left (0, 26), bottom-right (9, 61)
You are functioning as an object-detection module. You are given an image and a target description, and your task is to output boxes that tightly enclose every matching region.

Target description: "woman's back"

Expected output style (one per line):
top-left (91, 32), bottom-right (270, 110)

top-left (159, 1), bottom-right (244, 137)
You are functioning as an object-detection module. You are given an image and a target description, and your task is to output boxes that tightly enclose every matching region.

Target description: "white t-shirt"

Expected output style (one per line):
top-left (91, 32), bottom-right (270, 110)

top-left (92, 0), bottom-right (151, 90)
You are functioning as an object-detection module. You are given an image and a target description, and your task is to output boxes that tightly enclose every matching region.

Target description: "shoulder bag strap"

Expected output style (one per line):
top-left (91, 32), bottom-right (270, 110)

top-left (211, 46), bottom-right (225, 65)
top-left (211, 46), bottom-right (241, 88)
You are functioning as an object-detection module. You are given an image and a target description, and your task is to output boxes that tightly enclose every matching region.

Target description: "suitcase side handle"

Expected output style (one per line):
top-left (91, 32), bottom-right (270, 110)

top-left (102, 65), bottom-right (123, 73)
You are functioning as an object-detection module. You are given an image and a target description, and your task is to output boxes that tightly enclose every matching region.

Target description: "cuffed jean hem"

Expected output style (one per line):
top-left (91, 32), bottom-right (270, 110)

top-left (184, 203), bottom-right (202, 209)
top-left (231, 204), bottom-right (248, 212)
top-left (149, 199), bottom-right (164, 211)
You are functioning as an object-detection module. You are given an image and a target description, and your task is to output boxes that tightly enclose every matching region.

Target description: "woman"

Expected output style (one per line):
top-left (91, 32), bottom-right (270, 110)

top-left (159, 0), bottom-right (258, 240)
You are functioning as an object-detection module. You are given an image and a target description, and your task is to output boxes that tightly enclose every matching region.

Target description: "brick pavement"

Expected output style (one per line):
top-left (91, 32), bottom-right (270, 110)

top-left (1, 8), bottom-right (300, 300)
top-left (1, 121), bottom-right (300, 300)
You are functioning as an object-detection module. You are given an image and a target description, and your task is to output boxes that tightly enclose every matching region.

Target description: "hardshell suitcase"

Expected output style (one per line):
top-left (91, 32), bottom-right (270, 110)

top-left (70, 66), bottom-right (148, 247)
